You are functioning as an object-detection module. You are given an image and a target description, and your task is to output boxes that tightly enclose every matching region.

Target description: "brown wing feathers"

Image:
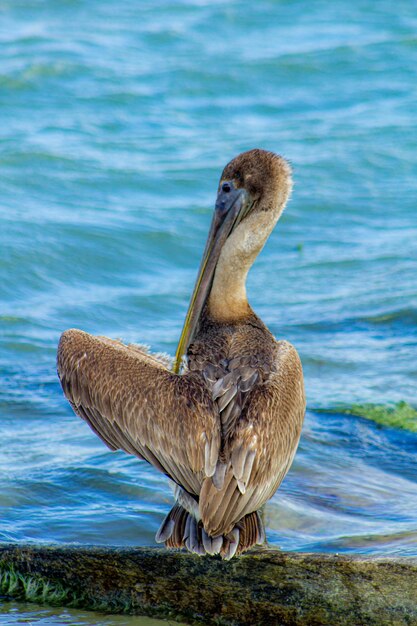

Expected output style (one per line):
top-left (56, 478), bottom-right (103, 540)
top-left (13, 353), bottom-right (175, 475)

top-left (57, 328), bottom-right (220, 497)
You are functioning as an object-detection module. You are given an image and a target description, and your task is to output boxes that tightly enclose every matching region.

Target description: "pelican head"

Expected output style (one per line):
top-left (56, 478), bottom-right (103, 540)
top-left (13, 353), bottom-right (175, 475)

top-left (174, 149), bottom-right (292, 372)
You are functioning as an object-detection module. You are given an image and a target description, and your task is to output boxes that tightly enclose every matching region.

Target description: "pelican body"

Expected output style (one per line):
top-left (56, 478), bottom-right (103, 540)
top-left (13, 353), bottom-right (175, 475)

top-left (58, 149), bottom-right (305, 559)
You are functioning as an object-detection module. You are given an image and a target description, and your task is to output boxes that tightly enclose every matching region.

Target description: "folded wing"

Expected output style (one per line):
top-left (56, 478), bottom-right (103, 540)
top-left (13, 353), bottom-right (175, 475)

top-left (199, 340), bottom-right (305, 536)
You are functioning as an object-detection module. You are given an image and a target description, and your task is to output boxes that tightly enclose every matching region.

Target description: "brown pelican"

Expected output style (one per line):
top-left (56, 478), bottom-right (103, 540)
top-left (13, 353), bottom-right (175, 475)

top-left (57, 149), bottom-right (305, 559)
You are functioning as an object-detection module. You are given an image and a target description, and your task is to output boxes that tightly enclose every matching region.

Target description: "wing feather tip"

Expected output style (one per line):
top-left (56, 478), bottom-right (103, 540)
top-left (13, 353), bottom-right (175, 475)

top-left (212, 462), bottom-right (227, 490)
top-left (155, 518), bottom-right (175, 543)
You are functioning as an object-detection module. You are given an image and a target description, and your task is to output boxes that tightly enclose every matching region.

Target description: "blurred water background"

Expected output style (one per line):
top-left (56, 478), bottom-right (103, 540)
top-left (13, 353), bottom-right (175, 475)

top-left (1, 0), bottom-right (417, 622)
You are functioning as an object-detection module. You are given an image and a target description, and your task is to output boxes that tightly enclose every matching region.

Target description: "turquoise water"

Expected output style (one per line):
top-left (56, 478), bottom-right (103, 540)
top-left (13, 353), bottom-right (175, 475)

top-left (1, 0), bottom-right (417, 621)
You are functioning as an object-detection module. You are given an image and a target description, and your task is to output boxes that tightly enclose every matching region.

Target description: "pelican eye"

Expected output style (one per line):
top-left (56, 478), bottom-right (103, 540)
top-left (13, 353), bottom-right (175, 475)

top-left (222, 182), bottom-right (232, 193)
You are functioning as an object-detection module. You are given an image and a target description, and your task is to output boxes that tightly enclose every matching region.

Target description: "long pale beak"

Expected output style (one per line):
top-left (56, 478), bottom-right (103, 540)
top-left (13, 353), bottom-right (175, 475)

top-left (173, 183), bottom-right (248, 373)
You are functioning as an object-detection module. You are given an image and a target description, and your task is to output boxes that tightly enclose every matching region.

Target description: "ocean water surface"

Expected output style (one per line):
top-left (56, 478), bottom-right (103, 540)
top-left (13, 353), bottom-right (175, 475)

top-left (0, 602), bottom-right (185, 626)
top-left (1, 0), bottom-right (417, 622)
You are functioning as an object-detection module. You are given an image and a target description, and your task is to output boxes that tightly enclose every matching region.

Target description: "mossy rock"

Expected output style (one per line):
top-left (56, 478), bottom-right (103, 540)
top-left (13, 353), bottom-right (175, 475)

top-left (1, 543), bottom-right (417, 625)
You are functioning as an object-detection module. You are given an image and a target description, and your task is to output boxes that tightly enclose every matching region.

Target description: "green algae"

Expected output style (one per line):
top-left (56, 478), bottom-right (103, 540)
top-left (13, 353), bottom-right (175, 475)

top-left (0, 565), bottom-right (73, 606)
top-left (337, 401), bottom-right (417, 433)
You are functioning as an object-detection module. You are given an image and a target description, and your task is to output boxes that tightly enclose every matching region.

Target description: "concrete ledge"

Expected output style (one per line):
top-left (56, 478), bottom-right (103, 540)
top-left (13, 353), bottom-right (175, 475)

top-left (1, 543), bottom-right (416, 625)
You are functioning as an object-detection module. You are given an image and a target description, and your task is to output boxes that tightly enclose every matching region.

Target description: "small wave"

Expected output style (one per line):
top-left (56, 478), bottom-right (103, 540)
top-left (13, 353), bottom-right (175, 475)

top-left (292, 307), bottom-right (417, 332)
top-left (0, 61), bottom-right (83, 91)
top-left (359, 308), bottom-right (417, 325)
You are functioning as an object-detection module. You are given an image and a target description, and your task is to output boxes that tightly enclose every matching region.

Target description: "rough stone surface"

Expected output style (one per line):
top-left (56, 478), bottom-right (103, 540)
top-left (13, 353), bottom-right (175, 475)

top-left (1, 543), bottom-right (417, 625)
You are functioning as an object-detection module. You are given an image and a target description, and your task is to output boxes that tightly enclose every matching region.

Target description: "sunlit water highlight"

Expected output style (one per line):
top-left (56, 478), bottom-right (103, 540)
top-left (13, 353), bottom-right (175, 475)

top-left (1, 0), bottom-right (417, 622)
